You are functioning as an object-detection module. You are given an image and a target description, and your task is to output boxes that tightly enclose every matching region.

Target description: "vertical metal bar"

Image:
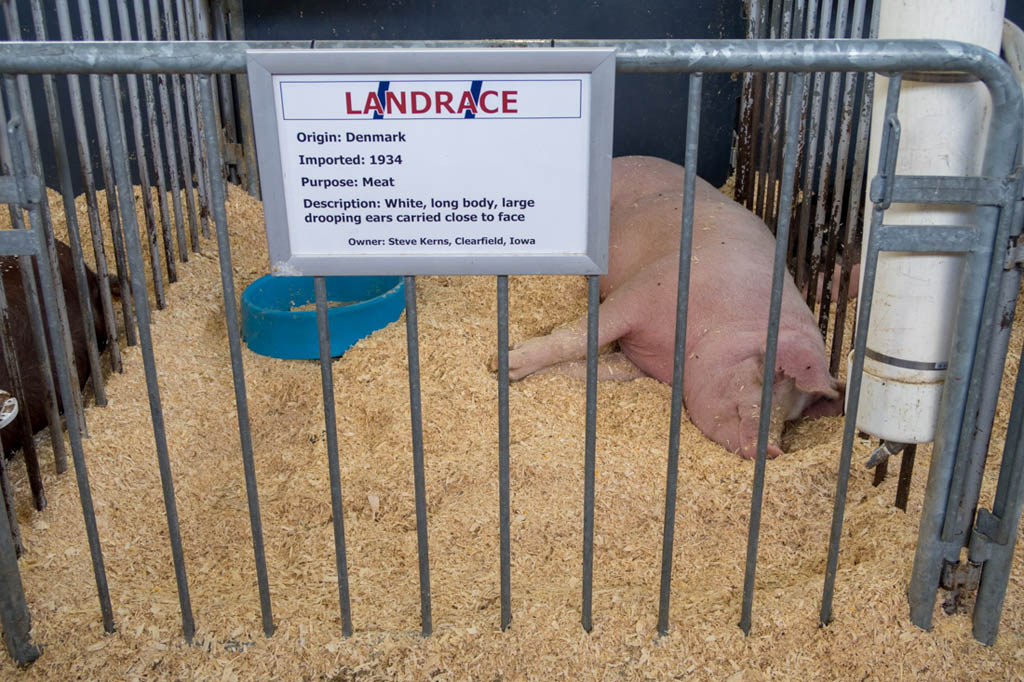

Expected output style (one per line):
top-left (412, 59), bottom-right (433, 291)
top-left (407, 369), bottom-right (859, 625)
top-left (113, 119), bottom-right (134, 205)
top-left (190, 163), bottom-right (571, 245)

top-left (821, 74), bottom-right (904, 627)
top-left (972, 338), bottom-right (1024, 644)
top-left (816, 0), bottom-right (865, 342)
top-left (55, 0), bottom-right (122, 374)
top-left (28, 0), bottom-right (108, 411)
top-left (739, 72), bottom-right (805, 635)
top-left (146, 0), bottom-right (189, 262)
top-left (198, 74), bottom-right (274, 636)
top-left (580, 273), bottom-right (599, 633)
top-left (742, 0), bottom-right (770, 211)
top-left (754, 0), bottom-right (782, 220)
top-left (100, 74), bottom-right (194, 642)
top-left (0, 89), bottom-right (67, 473)
top-left (830, 0), bottom-right (880, 375)
top-left (181, 0), bottom-right (211, 238)
top-left (797, 0), bottom-right (835, 298)
top-left (819, 0), bottom-right (868, 360)
top-left (163, 0), bottom-right (201, 252)
top-left (404, 275), bottom-right (432, 636)
top-left (0, 440), bottom-right (39, 665)
top-left (77, 0), bottom-right (137, 347)
top-left (4, 74), bottom-right (114, 634)
top-left (809, 0), bottom-right (849, 324)
top-left (3, 0), bottom-right (87, 436)
top-left (496, 274), bottom-right (511, 631)
top-left (108, 0), bottom-right (168, 309)
top-left (314, 276), bottom-right (353, 638)
top-left (792, 0), bottom-right (819, 290)
top-left (871, 458), bottom-right (887, 487)
top-left (209, 0), bottom-right (238, 188)
top-left (894, 444), bottom-right (916, 512)
top-left (734, 0), bottom-right (761, 207)
top-left (129, 0), bottom-right (179, 276)
top-left (225, 0), bottom-right (260, 197)
top-left (656, 72), bottom-right (702, 636)
top-left (787, 0), bottom-right (812, 273)
top-left (763, 0), bottom-right (793, 228)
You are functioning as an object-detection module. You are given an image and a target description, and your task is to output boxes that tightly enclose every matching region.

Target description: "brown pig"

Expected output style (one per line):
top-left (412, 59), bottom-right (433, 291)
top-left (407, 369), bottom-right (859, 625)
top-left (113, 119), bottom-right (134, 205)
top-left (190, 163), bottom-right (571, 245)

top-left (0, 240), bottom-right (107, 455)
top-left (502, 155), bottom-right (843, 459)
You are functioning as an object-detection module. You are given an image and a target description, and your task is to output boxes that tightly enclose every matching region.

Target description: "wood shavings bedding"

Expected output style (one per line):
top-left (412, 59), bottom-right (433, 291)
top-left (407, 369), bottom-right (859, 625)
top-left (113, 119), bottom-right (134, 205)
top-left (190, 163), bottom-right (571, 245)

top-left (0, 185), bottom-right (1020, 680)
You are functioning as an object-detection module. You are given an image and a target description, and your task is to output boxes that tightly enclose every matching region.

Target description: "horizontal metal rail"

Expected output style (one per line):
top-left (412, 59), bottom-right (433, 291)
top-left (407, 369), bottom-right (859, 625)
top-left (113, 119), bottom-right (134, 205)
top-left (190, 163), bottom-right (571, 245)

top-left (0, 39), bottom-right (1010, 83)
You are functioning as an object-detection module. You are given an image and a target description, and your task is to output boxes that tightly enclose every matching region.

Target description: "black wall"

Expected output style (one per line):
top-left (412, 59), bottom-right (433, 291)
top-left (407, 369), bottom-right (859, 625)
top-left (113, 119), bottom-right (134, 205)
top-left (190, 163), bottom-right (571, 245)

top-left (243, 0), bottom-right (748, 186)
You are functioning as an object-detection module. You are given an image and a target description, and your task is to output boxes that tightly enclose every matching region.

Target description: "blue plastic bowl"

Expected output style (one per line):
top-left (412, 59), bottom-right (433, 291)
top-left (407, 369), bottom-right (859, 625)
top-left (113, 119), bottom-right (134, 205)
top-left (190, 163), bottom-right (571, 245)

top-left (240, 275), bottom-right (405, 360)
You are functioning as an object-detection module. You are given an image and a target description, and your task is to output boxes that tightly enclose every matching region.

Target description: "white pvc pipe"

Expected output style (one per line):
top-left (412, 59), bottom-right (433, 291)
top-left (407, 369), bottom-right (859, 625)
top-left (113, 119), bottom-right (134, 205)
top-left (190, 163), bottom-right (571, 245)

top-left (851, 0), bottom-right (1006, 443)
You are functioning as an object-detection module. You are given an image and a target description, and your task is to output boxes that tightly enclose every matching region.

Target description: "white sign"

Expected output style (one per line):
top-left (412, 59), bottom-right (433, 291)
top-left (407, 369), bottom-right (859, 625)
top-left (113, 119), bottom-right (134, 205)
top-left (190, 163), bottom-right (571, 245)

top-left (247, 49), bottom-right (615, 275)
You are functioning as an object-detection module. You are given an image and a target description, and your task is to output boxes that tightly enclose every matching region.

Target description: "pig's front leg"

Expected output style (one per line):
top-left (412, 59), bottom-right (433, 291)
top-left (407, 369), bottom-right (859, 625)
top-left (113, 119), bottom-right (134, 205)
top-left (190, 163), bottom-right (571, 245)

top-left (493, 292), bottom-right (636, 381)
top-left (503, 324), bottom-right (587, 380)
top-left (528, 351), bottom-right (649, 382)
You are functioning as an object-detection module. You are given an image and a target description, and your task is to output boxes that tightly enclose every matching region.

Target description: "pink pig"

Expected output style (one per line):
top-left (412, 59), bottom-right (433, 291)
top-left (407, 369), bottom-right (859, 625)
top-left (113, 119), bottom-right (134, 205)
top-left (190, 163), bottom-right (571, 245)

top-left (501, 155), bottom-right (843, 459)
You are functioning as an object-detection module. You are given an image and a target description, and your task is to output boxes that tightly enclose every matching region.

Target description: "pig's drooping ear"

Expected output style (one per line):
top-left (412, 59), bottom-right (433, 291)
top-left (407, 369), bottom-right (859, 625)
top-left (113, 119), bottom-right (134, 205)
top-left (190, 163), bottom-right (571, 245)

top-left (775, 331), bottom-right (839, 399)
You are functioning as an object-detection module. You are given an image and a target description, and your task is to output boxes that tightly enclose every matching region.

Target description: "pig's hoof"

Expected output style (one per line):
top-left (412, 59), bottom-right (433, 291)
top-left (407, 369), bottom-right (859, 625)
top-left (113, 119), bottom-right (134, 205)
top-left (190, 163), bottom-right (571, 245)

top-left (738, 443), bottom-right (785, 459)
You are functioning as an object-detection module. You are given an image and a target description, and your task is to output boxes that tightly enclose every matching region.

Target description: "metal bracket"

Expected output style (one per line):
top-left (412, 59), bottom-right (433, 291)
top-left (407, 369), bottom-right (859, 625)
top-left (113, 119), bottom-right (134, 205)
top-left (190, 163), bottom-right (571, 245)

top-left (940, 558), bottom-right (983, 592)
top-left (1003, 168), bottom-right (1024, 269)
top-left (969, 507), bottom-right (1005, 558)
top-left (869, 112), bottom-right (901, 210)
top-left (939, 557), bottom-right (983, 616)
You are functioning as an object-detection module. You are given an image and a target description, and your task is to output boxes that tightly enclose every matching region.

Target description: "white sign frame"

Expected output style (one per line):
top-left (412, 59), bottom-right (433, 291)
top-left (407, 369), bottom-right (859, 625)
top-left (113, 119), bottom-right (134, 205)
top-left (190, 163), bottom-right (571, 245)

top-left (246, 48), bottom-right (615, 276)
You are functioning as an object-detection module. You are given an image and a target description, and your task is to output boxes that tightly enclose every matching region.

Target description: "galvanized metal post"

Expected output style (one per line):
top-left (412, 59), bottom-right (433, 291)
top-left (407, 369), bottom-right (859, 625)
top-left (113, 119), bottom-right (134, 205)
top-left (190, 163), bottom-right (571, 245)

top-left (496, 275), bottom-right (511, 631)
top-left (656, 72), bottom-right (703, 637)
top-left (740, 71), bottom-right (805, 635)
top-left (99, 73), bottom-right (194, 642)
top-left (404, 275), bottom-right (432, 637)
top-left (821, 73), bottom-right (903, 626)
top-left (580, 273), bottom-right (599, 632)
top-left (197, 73), bottom-right (274, 636)
top-left (313, 275), bottom-right (353, 638)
